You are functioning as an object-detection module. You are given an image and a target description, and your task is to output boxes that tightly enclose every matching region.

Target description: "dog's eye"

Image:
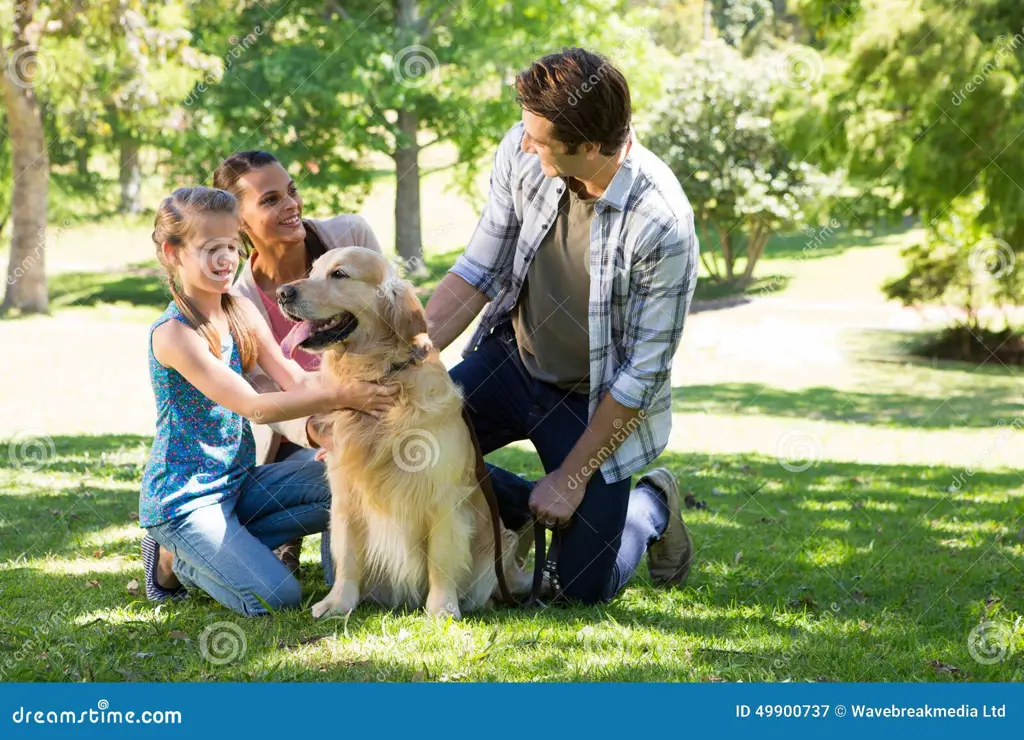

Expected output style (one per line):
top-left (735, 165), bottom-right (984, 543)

top-left (329, 269), bottom-right (348, 280)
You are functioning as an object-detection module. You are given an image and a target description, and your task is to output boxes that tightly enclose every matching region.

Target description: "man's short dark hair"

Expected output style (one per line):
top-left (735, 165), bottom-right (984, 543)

top-left (514, 47), bottom-right (632, 156)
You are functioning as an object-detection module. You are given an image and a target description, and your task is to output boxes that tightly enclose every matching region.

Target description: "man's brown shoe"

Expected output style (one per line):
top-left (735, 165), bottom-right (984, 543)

top-left (275, 537), bottom-right (303, 576)
top-left (638, 468), bottom-right (693, 586)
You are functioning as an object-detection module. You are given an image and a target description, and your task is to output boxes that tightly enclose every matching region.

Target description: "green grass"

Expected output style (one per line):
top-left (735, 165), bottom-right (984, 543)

top-left (2, 209), bottom-right (1022, 682)
top-left (1, 436), bottom-right (1021, 682)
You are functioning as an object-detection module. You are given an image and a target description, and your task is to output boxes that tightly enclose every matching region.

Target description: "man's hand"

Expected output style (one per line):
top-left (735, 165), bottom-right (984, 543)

top-left (529, 468), bottom-right (586, 529)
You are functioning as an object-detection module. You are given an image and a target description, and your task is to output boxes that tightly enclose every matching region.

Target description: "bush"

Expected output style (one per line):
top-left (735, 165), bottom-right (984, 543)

top-left (646, 40), bottom-right (821, 285)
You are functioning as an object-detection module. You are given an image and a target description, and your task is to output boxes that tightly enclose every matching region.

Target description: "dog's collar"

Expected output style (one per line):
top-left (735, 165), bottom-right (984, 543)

top-left (385, 341), bottom-right (430, 376)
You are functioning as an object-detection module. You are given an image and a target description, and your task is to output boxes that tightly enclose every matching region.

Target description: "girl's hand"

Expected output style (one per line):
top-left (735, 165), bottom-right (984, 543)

top-left (333, 381), bottom-right (400, 417)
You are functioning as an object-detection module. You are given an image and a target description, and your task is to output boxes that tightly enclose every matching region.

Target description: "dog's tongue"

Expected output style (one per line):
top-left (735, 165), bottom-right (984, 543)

top-left (281, 320), bottom-right (315, 359)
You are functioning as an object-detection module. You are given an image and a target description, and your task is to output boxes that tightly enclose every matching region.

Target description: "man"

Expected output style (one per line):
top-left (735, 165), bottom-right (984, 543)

top-left (425, 48), bottom-right (699, 605)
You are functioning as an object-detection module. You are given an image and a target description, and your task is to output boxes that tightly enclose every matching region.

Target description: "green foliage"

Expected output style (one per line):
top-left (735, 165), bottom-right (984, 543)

top-left (884, 196), bottom-right (1021, 331)
top-left (646, 40), bottom-right (822, 283)
top-left (792, 0), bottom-right (1024, 326)
top-left (168, 0), bottom-right (666, 215)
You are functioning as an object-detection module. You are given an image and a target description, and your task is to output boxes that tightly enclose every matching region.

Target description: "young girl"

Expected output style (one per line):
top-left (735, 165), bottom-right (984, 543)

top-left (139, 186), bottom-right (398, 616)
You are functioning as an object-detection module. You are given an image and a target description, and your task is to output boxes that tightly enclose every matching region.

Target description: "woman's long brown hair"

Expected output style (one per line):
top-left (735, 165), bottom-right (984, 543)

top-left (152, 187), bottom-right (257, 372)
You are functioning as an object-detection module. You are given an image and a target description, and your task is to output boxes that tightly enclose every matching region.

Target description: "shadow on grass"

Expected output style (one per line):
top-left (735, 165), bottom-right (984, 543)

top-left (670, 382), bottom-right (1024, 429)
top-left (848, 328), bottom-right (1024, 372)
top-left (50, 263), bottom-right (169, 310)
top-left (2, 436), bottom-right (1021, 681)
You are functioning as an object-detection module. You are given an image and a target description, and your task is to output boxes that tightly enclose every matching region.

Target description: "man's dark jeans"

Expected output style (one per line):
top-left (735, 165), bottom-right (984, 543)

top-left (449, 322), bottom-right (635, 604)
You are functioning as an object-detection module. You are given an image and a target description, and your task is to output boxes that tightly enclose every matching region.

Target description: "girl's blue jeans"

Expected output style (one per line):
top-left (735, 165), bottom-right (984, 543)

top-left (148, 450), bottom-right (332, 616)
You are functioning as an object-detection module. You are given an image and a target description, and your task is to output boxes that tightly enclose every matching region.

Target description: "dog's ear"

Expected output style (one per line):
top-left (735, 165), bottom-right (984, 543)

top-left (380, 277), bottom-right (428, 344)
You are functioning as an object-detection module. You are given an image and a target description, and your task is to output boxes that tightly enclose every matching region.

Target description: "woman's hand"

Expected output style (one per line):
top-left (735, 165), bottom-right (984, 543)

top-left (332, 381), bottom-right (401, 417)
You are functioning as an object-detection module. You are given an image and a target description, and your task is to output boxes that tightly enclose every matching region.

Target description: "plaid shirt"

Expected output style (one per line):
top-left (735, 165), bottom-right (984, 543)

top-left (451, 122), bottom-right (699, 483)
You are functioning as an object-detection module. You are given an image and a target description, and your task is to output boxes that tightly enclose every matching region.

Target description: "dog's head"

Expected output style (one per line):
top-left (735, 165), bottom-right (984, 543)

top-left (277, 246), bottom-right (428, 357)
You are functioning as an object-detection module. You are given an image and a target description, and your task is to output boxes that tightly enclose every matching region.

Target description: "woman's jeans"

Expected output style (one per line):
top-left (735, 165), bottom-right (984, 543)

top-left (148, 451), bottom-right (333, 616)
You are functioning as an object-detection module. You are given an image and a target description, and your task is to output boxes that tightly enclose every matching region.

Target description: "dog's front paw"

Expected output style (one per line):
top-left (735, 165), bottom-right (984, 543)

top-left (425, 590), bottom-right (462, 620)
top-left (311, 581), bottom-right (360, 619)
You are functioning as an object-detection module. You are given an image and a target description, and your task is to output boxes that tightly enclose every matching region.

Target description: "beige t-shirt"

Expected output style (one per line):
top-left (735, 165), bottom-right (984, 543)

top-left (512, 186), bottom-right (596, 392)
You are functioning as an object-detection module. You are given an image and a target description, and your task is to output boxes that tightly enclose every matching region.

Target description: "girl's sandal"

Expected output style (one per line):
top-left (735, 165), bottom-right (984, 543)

top-left (141, 534), bottom-right (188, 602)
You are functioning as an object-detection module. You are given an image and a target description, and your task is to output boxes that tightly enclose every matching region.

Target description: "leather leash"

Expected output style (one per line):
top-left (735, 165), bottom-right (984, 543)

top-left (461, 404), bottom-right (547, 607)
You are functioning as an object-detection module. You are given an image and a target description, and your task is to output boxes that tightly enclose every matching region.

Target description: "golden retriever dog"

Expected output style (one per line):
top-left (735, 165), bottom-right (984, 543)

top-left (277, 247), bottom-right (530, 619)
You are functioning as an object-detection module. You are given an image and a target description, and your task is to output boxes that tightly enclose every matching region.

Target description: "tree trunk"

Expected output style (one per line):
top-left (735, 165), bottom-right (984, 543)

top-left (393, 108), bottom-right (425, 275)
top-left (721, 228), bottom-right (735, 282)
top-left (393, 0), bottom-right (425, 275)
top-left (0, 3), bottom-right (50, 315)
top-left (703, 0), bottom-right (713, 41)
top-left (119, 136), bottom-right (142, 214)
top-left (76, 118), bottom-right (92, 181)
top-left (742, 219), bottom-right (769, 281)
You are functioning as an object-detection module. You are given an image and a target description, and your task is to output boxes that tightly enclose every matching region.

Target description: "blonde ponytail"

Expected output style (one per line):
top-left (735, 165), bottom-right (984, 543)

top-left (153, 187), bottom-right (258, 372)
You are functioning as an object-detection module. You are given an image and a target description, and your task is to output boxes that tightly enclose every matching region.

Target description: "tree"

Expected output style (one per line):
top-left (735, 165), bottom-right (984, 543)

top-left (646, 40), bottom-right (820, 284)
top-left (179, 0), bottom-right (664, 271)
top-left (792, 0), bottom-right (1024, 344)
top-left (0, 0), bottom-right (50, 315)
top-left (1, 0), bottom-right (206, 314)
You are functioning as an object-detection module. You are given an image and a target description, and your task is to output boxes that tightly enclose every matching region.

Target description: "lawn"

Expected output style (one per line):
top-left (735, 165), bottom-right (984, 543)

top-left (1, 210), bottom-right (1022, 682)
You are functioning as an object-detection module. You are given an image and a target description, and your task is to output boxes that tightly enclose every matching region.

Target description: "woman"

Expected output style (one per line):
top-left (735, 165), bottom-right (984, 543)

top-left (213, 151), bottom-right (383, 573)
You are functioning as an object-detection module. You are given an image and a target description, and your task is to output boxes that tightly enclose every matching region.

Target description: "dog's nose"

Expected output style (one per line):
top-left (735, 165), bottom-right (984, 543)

top-left (277, 284), bottom-right (297, 304)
